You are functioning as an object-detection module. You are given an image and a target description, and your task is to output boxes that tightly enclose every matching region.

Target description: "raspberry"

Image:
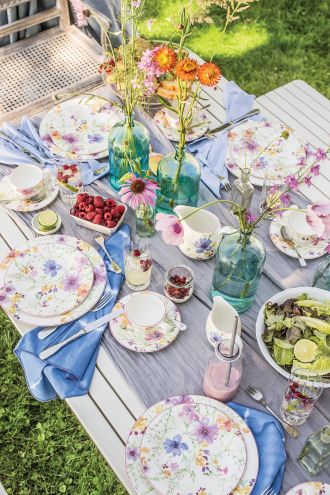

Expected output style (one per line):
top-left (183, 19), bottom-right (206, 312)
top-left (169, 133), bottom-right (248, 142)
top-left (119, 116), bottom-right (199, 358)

top-left (86, 211), bottom-right (97, 221)
top-left (92, 214), bottom-right (103, 225)
top-left (104, 212), bottom-right (112, 220)
top-left (79, 202), bottom-right (87, 211)
top-left (85, 197), bottom-right (94, 204)
top-left (95, 208), bottom-right (103, 214)
top-left (106, 198), bottom-right (116, 207)
top-left (79, 212), bottom-right (87, 219)
top-left (77, 193), bottom-right (87, 203)
top-left (112, 210), bottom-right (120, 218)
top-left (132, 249), bottom-right (141, 257)
top-left (85, 204), bottom-right (95, 212)
top-left (103, 206), bottom-right (111, 213)
top-left (115, 204), bottom-right (125, 214)
top-left (63, 164), bottom-right (70, 170)
top-left (105, 220), bottom-right (116, 228)
top-left (94, 196), bottom-right (104, 208)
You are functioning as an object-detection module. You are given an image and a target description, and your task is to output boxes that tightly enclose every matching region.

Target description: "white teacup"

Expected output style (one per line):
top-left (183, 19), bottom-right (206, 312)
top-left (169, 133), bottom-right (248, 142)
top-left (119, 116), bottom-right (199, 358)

top-left (125, 292), bottom-right (166, 328)
top-left (9, 165), bottom-right (45, 200)
top-left (283, 209), bottom-right (317, 245)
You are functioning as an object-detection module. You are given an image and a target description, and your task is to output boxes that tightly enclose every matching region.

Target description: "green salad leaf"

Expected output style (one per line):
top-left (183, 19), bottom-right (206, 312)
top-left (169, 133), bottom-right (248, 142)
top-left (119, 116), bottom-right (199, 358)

top-left (297, 316), bottom-right (330, 335)
top-left (292, 357), bottom-right (330, 376)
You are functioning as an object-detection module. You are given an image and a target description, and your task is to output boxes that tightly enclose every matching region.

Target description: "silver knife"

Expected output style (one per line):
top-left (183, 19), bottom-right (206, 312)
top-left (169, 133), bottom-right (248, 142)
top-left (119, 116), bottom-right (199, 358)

top-left (207, 108), bottom-right (260, 135)
top-left (39, 308), bottom-right (124, 360)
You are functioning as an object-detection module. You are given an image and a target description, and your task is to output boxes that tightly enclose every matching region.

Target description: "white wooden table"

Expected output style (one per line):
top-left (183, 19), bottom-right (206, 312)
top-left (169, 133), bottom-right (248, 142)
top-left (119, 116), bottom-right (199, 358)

top-left (0, 78), bottom-right (329, 494)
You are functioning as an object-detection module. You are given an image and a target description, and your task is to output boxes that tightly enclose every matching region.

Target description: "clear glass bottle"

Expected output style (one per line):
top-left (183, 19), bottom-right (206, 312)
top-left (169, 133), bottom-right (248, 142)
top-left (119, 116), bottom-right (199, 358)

top-left (135, 203), bottom-right (155, 237)
top-left (230, 168), bottom-right (254, 210)
top-left (312, 255), bottom-right (330, 290)
top-left (203, 338), bottom-right (243, 402)
top-left (298, 425), bottom-right (330, 476)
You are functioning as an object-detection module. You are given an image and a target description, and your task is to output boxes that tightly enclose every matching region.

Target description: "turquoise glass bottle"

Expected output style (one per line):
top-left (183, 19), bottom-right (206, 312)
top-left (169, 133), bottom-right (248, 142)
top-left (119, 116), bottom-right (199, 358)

top-left (156, 145), bottom-right (201, 213)
top-left (108, 113), bottom-right (150, 190)
top-left (312, 255), bottom-right (330, 290)
top-left (211, 231), bottom-right (266, 313)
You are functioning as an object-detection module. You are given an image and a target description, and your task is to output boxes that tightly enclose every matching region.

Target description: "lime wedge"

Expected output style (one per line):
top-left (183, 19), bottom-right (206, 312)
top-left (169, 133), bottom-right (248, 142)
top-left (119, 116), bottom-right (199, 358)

top-left (38, 210), bottom-right (58, 229)
top-left (294, 339), bottom-right (317, 363)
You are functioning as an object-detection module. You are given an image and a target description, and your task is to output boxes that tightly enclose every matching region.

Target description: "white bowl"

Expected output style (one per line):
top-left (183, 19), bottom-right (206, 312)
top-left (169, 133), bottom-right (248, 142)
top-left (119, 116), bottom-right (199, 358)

top-left (70, 195), bottom-right (127, 235)
top-left (125, 292), bottom-right (166, 328)
top-left (256, 286), bottom-right (330, 387)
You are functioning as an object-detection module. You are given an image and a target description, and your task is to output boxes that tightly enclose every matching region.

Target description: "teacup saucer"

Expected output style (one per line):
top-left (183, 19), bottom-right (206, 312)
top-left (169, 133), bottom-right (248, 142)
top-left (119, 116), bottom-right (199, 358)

top-left (269, 211), bottom-right (327, 260)
top-left (109, 292), bottom-right (182, 353)
top-left (32, 212), bottom-right (62, 235)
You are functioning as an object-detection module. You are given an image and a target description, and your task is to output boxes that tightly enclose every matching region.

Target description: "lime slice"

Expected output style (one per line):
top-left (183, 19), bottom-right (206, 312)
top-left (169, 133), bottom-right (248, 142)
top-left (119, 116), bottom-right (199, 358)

top-left (149, 154), bottom-right (163, 175)
top-left (38, 210), bottom-right (58, 229)
top-left (294, 339), bottom-right (317, 363)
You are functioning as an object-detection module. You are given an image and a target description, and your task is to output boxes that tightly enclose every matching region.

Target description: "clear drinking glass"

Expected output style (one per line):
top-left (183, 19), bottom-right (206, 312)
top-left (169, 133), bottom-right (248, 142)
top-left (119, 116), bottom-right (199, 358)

top-left (56, 158), bottom-right (83, 204)
top-left (124, 240), bottom-right (152, 291)
top-left (280, 369), bottom-right (323, 426)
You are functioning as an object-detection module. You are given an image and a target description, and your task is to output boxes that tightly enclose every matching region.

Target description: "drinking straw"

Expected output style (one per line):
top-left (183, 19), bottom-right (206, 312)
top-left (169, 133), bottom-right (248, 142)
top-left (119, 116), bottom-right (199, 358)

top-left (225, 315), bottom-right (239, 387)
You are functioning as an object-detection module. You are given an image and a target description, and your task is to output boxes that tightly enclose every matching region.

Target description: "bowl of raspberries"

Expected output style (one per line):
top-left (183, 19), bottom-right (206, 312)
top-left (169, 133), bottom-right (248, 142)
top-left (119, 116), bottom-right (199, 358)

top-left (70, 193), bottom-right (127, 235)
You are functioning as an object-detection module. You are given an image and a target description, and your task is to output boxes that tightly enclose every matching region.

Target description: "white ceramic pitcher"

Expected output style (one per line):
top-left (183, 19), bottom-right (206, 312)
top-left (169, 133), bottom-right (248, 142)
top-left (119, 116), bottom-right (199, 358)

top-left (174, 205), bottom-right (222, 260)
top-left (206, 295), bottom-right (242, 347)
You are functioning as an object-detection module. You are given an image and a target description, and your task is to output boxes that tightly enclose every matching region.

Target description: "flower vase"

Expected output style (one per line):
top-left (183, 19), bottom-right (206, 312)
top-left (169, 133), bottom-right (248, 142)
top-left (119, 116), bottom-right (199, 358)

top-left (135, 203), bottom-right (156, 237)
top-left (156, 145), bottom-right (201, 213)
top-left (211, 231), bottom-right (266, 313)
top-left (108, 114), bottom-right (150, 190)
top-left (312, 255), bottom-right (330, 290)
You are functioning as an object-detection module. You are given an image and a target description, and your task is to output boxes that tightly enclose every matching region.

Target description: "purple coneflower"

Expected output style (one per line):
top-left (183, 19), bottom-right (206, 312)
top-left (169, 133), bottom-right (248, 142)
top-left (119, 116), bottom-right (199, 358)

top-left (119, 174), bottom-right (159, 209)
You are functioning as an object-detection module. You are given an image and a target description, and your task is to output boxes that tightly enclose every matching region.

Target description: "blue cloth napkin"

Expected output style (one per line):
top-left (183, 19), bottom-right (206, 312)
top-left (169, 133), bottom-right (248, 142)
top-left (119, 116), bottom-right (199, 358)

top-left (188, 80), bottom-right (263, 197)
top-left (0, 117), bottom-right (109, 185)
top-left (229, 401), bottom-right (287, 495)
top-left (14, 225), bottom-right (130, 402)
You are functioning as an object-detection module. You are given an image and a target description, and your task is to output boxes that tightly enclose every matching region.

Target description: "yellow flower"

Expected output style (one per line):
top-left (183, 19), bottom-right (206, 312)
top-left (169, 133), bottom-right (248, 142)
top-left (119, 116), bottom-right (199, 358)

top-left (153, 404), bottom-right (166, 414)
top-left (195, 454), bottom-right (206, 467)
top-left (162, 469), bottom-right (171, 478)
top-left (134, 417), bottom-right (147, 431)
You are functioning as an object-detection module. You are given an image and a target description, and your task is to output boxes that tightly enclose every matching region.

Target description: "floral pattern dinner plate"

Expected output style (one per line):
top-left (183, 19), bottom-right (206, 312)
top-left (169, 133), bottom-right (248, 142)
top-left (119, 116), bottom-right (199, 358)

top-left (140, 401), bottom-right (246, 495)
top-left (269, 211), bottom-right (328, 260)
top-left (2, 243), bottom-right (94, 317)
top-left (126, 395), bottom-right (258, 495)
top-left (285, 482), bottom-right (330, 495)
top-left (225, 120), bottom-right (307, 186)
top-left (109, 293), bottom-right (181, 353)
top-left (39, 96), bottom-right (123, 159)
top-left (0, 235), bottom-right (106, 326)
top-left (0, 171), bottom-right (58, 212)
top-left (154, 108), bottom-right (209, 142)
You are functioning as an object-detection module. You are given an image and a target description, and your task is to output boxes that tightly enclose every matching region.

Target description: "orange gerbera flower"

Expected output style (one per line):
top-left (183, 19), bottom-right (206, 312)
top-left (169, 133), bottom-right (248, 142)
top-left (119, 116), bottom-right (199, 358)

top-left (198, 62), bottom-right (221, 86)
top-left (154, 46), bottom-right (177, 72)
top-left (176, 58), bottom-right (199, 81)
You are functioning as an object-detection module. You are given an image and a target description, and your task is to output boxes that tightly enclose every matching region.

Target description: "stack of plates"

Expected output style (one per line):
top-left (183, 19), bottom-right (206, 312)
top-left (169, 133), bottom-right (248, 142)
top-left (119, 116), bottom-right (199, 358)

top-left (39, 96), bottom-right (123, 159)
top-left (225, 120), bottom-right (308, 186)
top-left (126, 395), bottom-right (259, 495)
top-left (0, 235), bottom-right (106, 326)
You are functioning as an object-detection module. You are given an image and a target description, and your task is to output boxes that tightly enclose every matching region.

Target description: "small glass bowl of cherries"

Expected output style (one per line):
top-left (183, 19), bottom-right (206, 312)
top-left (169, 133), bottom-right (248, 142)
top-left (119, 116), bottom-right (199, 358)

top-left (164, 265), bottom-right (194, 303)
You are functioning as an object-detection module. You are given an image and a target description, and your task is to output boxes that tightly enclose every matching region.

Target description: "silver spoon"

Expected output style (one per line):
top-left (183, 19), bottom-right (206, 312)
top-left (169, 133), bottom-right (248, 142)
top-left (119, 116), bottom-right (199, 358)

top-left (94, 235), bottom-right (122, 274)
top-left (280, 226), bottom-right (307, 267)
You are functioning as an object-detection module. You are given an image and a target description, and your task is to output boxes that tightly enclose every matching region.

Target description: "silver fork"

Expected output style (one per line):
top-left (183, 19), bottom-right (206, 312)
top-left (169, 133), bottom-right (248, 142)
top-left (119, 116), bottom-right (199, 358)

top-left (94, 235), bottom-right (122, 274)
top-left (262, 489), bottom-right (277, 495)
top-left (245, 386), bottom-right (300, 439)
top-left (217, 176), bottom-right (232, 192)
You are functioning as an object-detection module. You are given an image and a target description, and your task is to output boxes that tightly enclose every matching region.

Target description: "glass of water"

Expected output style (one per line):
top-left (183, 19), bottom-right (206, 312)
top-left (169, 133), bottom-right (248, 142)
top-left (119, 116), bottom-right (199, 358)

top-left (280, 369), bottom-right (323, 426)
top-left (56, 158), bottom-right (83, 204)
top-left (124, 239), bottom-right (152, 291)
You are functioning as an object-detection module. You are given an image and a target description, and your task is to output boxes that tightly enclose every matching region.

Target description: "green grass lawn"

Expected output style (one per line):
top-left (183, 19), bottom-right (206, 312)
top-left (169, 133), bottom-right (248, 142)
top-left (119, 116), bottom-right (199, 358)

top-left (1, 1), bottom-right (329, 493)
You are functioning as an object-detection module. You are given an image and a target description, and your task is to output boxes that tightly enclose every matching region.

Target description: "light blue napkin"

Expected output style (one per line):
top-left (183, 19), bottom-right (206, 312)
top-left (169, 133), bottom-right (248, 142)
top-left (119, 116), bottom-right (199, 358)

top-left (14, 225), bottom-right (130, 402)
top-left (188, 80), bottom-right (263, 197)
top-left (229, 402), bottom-right (287, 495)
top-left (0, 117), bottom-right (109, 185)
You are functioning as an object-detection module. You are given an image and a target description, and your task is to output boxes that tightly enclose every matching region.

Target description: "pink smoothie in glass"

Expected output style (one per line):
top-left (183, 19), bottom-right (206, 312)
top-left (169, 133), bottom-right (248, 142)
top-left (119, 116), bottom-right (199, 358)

top-left (203, 361), bottom-right (241, 402)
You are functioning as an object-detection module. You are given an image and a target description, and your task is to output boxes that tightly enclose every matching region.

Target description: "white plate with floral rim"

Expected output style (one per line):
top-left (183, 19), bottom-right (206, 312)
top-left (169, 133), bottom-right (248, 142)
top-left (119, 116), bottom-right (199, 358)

top-left (0, 235), bottom-right (106, 326)
top-left (39, 96), bottom-right (123, 159)
top-left (285, 482), bottom-right (330, 495)
top-left (126, 395), bottom-right (258, 495)
top-left (109, 293), bottom-right (181, 353)
top-left (269, 211), bottom-right (328, 260)
top-left (154, 108), bottom-right (209, 142)
top-left (225, 120), bottom-right (307, 186)
top-left (2, 243), bottom-right (94, 317)
top-left (0, 170), bottom-right (58, 212)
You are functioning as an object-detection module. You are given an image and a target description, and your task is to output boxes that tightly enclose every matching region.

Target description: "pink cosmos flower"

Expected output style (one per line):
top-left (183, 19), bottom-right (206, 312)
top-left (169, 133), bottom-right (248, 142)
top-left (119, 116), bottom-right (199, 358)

top-left (315, 148), bottom-right (327, 161)
top-left (70, 0), bottom-right (88, 27)
top-left (306, 202), bottom-right (330, 240)
top-left (155, 213), bottom-right (184, 245)
top-left (284, 175), bottom-right (299, 190)
top-left (119, 174), bottom-right (159, 209)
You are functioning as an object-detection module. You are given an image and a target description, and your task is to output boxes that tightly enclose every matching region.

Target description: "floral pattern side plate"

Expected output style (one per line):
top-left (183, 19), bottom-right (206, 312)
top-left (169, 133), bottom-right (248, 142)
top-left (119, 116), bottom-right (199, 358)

top-left (109, 293), bottom-right (181, 353)
top-left (39, 96), bottom-right (123, 159)
top-left (225, 120), bottom-right (307, 186)
top-left (0, 171), bottom-right (58, 212)
top-left (126, 395), bottom-right (258, 495)
top-left (0, 235), bottom-right (106, 326)
top-left (269, 211), bottom-right (328, 260)
top-left (2, 243), bottom-right (94, 317)
top-left (154, 108), bottom-right (209, 142)
top-left (285, 482), bottom-right (330, 495)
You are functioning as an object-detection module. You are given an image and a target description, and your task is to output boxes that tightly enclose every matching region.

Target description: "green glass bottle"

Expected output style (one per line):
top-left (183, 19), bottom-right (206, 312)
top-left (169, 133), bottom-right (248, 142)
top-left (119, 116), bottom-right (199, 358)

top-left (298, 425), bottom-right (330, 476)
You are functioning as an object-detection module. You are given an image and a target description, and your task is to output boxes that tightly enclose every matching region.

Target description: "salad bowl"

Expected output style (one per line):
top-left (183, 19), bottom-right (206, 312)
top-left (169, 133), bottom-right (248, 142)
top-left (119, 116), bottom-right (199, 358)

top-left (256, 286), bottom-right (330, 387)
